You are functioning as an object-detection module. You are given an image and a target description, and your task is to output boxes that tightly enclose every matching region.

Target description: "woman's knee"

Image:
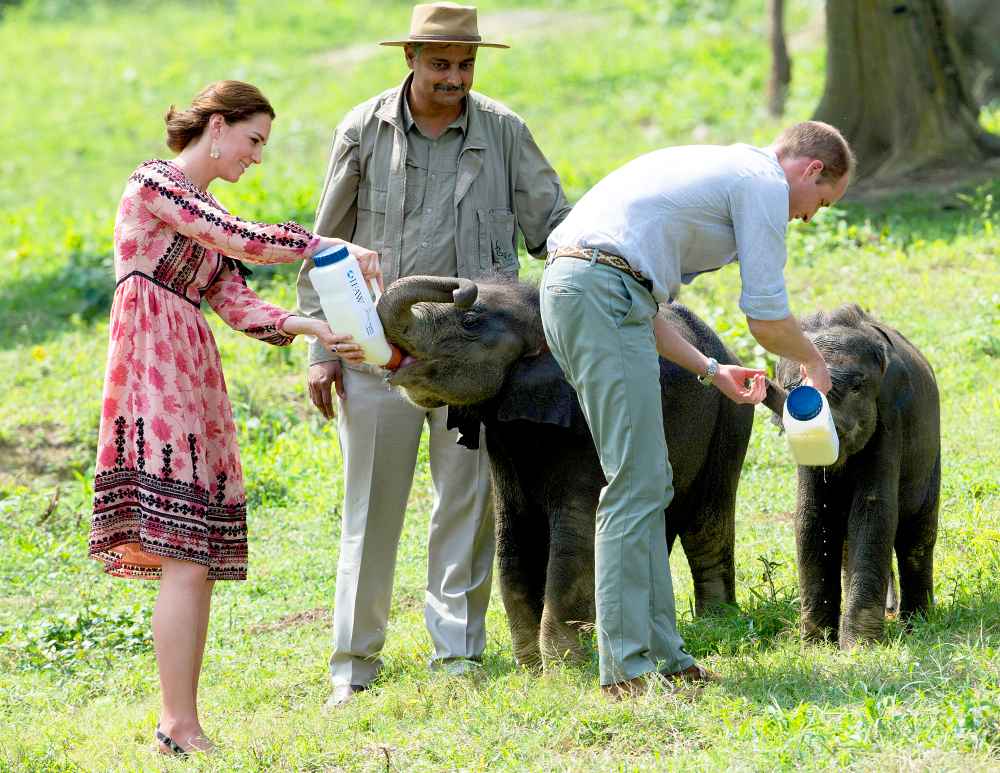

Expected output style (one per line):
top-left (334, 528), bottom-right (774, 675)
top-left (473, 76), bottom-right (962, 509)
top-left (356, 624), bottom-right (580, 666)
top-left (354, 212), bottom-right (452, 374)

top-left (160, 557), bottom-right (211, 585)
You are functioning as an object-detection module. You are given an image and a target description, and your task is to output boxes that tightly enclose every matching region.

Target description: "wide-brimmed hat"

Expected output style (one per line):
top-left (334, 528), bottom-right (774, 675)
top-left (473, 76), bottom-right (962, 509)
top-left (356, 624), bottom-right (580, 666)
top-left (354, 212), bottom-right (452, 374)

top-left (380, 2), bottom-right (509, 49)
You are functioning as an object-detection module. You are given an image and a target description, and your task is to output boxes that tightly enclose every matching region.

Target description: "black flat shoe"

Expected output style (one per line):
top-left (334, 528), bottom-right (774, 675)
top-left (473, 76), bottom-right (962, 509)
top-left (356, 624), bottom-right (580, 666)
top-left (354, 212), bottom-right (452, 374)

top-left (155, 726), bottom-right (188, 757)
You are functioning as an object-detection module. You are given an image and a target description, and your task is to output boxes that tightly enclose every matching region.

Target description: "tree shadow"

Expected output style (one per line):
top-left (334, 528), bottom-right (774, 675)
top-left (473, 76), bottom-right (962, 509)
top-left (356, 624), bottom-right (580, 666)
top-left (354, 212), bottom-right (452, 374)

top-left (0, 254), bottom-right (114, 349)
top-left (0, 255), bottom-right (300, 351)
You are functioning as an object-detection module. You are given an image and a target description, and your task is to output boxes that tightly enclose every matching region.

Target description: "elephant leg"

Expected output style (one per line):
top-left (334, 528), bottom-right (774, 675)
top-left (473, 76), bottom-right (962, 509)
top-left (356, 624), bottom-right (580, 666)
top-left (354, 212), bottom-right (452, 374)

top-left (540, 509), bottom-right (595, 667)
top-left (895, 455), bottom-right (939, 624)
top-left (498, 553), bottom-right (546, 669)
top-left (795, 494), bottom-right (845, 642)
top-left (840, 496), bottom-right (898, 649)
top-left (675, 499), bottom-right (736, 615)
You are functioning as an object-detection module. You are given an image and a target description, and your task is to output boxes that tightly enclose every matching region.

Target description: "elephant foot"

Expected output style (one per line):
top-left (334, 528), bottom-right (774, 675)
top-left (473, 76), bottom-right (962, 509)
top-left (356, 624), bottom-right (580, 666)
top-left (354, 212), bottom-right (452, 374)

top-left (539, 611), bottom-right (591, 668)
top-left (839, 605), bottom-right (886, 648)
top-left (800, 613), bottom-right (838, 645)
top-left (511, 637), bottom-right (543, 670)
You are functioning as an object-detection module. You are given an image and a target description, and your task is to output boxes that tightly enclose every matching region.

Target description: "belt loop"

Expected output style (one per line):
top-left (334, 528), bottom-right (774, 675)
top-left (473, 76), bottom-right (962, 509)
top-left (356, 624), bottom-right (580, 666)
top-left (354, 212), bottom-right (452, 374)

top-left (588, 248), bottom-right (598, 265)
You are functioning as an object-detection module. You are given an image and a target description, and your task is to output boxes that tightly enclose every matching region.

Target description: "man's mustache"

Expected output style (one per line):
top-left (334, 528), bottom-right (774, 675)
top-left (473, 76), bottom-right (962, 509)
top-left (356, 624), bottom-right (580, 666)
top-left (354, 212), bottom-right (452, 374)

top-left (433, 84), bottom-right (465, 93)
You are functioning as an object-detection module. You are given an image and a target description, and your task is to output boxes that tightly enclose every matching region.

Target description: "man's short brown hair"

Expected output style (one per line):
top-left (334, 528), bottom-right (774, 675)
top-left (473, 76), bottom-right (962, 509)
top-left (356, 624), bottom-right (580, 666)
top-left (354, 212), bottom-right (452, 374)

top-left (774, 121), bottom-right (856, 183)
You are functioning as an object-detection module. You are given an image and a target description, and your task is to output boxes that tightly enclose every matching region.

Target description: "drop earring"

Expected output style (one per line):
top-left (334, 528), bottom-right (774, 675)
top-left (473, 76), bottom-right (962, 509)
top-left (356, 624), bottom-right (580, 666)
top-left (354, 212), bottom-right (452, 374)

top-left (210, 141), bottom-right (221, 160)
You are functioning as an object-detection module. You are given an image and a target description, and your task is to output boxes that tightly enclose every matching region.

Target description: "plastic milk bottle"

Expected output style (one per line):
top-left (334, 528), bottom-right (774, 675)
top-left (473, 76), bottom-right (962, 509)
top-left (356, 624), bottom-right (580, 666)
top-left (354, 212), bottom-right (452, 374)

top-left (309, 245), bottom-right (401, 369)
top-left (782, 385), bottom-right (840, 466)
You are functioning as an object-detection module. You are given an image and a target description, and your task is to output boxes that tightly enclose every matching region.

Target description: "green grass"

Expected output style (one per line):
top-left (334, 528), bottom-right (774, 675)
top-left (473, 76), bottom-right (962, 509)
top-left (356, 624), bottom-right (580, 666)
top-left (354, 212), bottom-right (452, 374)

top-left (2, 1), bottom-right (1000, 770)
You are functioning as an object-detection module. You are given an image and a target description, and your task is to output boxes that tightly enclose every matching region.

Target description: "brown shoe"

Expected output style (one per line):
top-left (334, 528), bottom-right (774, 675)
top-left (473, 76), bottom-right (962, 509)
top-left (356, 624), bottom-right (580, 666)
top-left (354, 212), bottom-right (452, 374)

top-left (662, 663), bottom-right (720, 684)
top-left (601, 674), bottom-right (652, 701)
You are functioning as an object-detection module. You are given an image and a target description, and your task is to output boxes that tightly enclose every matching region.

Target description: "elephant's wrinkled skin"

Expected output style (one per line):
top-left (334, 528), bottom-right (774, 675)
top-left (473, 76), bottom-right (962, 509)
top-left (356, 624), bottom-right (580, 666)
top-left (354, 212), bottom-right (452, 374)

top-left (772, 304), bottom-right (940, 648)
top-left (377, 275), bottom-right (754, 668)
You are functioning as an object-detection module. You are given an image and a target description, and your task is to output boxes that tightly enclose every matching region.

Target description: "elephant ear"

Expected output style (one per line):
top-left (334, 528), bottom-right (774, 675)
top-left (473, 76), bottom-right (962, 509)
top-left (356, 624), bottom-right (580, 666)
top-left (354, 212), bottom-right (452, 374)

top-left (494, 353), bottom-right (590, 435)
top-left (446, 405), bottom-right (485, 450)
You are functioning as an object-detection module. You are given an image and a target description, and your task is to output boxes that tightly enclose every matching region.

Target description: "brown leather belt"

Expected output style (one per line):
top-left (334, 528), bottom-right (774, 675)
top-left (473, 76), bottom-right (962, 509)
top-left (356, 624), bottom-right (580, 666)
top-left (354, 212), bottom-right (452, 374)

top-left (546, 247), bottom-right (653, 292)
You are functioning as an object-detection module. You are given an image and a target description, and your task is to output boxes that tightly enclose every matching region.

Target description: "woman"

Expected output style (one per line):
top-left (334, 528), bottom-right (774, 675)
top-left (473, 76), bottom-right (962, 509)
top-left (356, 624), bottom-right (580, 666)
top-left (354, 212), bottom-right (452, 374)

top-left (87, 80), bottom-right (380, 755)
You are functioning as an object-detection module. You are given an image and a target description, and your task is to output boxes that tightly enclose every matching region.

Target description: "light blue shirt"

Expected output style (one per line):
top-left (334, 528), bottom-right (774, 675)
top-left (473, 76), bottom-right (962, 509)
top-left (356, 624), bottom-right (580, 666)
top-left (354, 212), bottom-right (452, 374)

top-left (547, 144), bottom-right (792, 320)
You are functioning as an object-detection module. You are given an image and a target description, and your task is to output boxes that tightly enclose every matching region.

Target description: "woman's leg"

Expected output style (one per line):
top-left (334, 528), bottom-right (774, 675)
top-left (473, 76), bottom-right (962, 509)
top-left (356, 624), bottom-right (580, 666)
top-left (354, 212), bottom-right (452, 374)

top-left (154, 557), bottom-right (215, 753)
top-left (192, 580), bottom-right (215, 697)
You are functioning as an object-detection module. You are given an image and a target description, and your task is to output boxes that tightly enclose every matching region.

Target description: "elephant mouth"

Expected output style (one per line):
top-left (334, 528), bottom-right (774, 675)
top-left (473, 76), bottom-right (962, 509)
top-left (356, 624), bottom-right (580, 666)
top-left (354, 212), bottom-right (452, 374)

top-left (386, 341), bottom-right (420, 372)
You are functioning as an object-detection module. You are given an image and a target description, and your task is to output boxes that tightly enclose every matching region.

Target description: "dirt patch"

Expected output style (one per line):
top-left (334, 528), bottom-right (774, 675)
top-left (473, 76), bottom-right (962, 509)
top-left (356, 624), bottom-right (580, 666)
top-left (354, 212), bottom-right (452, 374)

top-left (246, 606), bottom-right (330, 635)
top-left (0, 422), bottom-right (86, 490)
top-left (315, 10), bottom-right (607, 69)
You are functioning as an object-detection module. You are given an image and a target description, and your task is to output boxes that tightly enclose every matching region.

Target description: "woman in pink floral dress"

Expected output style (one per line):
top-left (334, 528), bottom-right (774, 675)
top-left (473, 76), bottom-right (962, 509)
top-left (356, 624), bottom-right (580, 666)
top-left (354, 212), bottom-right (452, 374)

top-left (88, 81), bottom-right (380, 756)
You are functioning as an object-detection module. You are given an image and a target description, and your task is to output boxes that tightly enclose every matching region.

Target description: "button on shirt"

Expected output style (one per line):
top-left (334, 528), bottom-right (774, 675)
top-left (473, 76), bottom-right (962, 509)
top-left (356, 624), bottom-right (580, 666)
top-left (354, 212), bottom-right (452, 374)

top-left (398, 94), bottom-right (467, 279)
top-left (547, 144), bottom-right (792, 320)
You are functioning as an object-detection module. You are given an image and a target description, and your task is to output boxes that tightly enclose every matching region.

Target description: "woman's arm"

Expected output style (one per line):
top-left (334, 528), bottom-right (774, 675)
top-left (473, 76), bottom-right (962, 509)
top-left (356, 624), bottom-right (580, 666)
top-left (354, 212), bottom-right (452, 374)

top-left (135, 160), bottom-right (319, 265)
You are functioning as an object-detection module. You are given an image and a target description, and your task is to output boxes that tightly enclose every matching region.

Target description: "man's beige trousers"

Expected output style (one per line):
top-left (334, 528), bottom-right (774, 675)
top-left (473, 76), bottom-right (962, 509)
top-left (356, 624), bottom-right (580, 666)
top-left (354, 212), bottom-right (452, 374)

top-left (330, 366), bottom-right (494, 687)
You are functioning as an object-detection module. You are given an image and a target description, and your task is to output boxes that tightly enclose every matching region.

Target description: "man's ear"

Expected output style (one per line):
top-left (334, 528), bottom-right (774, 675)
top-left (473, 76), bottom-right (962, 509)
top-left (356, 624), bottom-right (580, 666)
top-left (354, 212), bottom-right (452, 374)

top-left (404, 46), bottom-right (416, 70)
top-left (807, 158), bottom-right (825, 181)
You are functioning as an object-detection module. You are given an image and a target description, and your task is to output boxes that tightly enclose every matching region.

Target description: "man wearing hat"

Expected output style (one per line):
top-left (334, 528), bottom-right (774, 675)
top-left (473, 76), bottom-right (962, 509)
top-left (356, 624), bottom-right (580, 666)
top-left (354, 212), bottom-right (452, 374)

top-left (297, 2), bottom-right (570, 707)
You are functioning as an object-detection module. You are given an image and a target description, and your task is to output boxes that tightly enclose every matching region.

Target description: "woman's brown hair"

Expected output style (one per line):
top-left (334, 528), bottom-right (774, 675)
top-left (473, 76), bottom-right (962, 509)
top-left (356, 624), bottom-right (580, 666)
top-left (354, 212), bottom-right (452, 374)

top-left (164, 80), bottom-right (275, 153)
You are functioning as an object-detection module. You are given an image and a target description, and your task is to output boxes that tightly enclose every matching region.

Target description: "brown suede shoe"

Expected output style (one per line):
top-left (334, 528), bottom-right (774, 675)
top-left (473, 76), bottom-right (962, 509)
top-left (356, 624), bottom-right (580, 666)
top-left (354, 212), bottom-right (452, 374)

top-left (661, 662), bottom-right (720, 684)
top-left (601, 674), bottom-right (654, 701)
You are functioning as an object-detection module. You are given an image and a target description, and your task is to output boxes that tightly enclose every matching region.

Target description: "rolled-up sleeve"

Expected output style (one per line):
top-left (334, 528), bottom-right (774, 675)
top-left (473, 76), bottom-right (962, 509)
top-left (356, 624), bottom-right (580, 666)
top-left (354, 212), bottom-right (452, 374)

top-left (730, 176), bottom-right (791, 320)
top-left (512, 123), bottom-right (571, 258)
top-left (296, 116), bottom-right (362, 366)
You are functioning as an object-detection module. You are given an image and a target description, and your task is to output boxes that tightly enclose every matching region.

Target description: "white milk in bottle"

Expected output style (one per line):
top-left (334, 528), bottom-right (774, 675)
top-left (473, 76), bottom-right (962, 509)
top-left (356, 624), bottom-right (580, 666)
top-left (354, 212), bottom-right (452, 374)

top-left (308, 245), bottom-right (401, 368)
top-left (782, 385), bottom-right (840, 466)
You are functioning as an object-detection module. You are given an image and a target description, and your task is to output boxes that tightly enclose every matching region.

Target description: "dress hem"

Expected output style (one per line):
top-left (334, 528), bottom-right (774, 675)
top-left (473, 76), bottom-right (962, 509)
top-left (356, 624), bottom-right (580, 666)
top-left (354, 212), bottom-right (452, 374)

top-left (89, 538), bottom-right (247, 581)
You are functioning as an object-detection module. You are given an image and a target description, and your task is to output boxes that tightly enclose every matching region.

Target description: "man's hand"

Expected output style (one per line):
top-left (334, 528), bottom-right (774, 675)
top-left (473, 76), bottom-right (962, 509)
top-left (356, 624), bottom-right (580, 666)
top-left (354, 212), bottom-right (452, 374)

top-left (800, 357), bottom-right (832, 395)
top-left (713, 365), bottom-right (768, 405)
top-left (314, 237), bottom-right (383, 292)
top-left (308, 360), bottom-right (345, 420)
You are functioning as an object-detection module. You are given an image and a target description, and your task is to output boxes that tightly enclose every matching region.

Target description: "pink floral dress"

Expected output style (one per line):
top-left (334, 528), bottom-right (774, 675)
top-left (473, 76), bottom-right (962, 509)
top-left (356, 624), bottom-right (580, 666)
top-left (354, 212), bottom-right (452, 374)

top-left (89, 159), bottom-right (319, 580)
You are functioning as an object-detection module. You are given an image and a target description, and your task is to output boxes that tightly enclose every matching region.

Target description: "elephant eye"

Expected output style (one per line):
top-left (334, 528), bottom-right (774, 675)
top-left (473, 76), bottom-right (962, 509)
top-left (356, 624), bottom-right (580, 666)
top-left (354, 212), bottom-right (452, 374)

top-left (461, 311), bottom-right (482, 330)
top-left (850, 375), bottom-right (866, 392)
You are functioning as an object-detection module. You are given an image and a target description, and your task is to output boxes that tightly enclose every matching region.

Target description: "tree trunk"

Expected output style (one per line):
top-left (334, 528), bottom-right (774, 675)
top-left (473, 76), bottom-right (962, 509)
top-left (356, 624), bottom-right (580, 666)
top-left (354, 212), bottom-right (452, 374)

top-left (767, 0), bottom-right (792, 118)
top-left (814, 0), bottom-right (1000, 181)
top-left (946, 0), bottom-right (1000, 105)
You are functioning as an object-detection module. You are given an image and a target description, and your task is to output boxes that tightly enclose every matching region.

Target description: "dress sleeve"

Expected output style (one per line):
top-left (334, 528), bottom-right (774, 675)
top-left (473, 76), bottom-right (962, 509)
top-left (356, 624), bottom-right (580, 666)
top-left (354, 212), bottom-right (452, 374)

top-left (203, 259), bottom-right (295, 346)
top-left (133, 160), bottom-right (320, 265)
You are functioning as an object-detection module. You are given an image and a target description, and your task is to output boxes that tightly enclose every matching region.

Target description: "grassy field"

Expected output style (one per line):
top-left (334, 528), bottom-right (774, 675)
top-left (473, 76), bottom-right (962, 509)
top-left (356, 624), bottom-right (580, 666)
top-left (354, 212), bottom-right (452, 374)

top-left (2, 0), bottom-right (999, 770)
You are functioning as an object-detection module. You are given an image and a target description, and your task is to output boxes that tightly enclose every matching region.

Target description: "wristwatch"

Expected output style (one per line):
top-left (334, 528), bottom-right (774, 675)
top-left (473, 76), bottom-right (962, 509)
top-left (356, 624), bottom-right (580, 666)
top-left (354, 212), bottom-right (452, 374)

top-left (697, 357), bottom-right (719, 386)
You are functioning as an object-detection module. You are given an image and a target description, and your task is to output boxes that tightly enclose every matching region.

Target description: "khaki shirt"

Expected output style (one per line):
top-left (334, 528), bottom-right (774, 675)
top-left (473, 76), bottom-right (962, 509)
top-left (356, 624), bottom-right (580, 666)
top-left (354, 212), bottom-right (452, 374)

top-left (297, 74), bottom-right (571, 366)
top-left (398, 90), bottom-right (466, 279)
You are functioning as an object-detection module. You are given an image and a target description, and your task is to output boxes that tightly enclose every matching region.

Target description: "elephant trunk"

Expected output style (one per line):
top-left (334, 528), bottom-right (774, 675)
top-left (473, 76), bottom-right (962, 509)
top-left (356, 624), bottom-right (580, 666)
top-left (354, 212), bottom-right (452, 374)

top-left (376, 276), bottom-right (478, 340)
top-left (763, 378), bottom-right (787, 417)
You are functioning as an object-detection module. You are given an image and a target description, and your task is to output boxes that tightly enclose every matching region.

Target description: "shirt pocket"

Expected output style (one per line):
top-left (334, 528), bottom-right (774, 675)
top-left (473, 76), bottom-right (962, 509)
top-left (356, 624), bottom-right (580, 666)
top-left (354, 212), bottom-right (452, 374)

top-left (403, 159), bottom-right (427, 216)
top-left (358, 184), bottom-right (387, 214)
top-left (477, 208), bottom-right (517, 273)
top-left (356, 184), bottom-right (387, 250)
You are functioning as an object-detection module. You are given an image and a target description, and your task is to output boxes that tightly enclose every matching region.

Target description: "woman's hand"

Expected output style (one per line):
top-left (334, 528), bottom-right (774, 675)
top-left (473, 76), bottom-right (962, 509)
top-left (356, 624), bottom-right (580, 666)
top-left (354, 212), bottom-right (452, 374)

top-left (313, 237), bottom-right (384, 292)
top-left (281, 316), bottom-right (365, 365)
top-left (713, 365), bottom-right (768, 405)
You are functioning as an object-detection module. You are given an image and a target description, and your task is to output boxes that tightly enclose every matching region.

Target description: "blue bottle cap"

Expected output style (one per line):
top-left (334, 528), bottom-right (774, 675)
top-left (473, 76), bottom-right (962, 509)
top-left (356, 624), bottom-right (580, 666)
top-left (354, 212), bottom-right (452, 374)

top-left (312, 245), bottom-right (350, 267)
top-left (786, 385), bottom-right (823, 421)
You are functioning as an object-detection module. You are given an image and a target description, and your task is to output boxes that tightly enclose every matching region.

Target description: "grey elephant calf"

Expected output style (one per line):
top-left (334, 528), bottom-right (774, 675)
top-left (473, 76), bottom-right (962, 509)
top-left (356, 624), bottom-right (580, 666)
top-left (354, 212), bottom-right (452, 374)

top-left (772, 304), bottom-right (940, 648)
top-left (377, 275), bottom-right (755, 668)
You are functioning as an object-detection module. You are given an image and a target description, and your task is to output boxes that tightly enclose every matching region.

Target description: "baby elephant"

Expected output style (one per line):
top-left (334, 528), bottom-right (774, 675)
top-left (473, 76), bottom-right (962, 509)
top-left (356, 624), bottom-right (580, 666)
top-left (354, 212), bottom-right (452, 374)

top-left (773, 305), bottom-right (940, 648)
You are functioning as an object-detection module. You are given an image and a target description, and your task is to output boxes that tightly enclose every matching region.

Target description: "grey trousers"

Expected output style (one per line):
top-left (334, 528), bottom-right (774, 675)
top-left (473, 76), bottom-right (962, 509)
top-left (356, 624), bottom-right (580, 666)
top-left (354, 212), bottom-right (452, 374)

top-left (330, 366), bottom-right (494, 687)
top-left (540, 256), bottom-right (694, 685)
